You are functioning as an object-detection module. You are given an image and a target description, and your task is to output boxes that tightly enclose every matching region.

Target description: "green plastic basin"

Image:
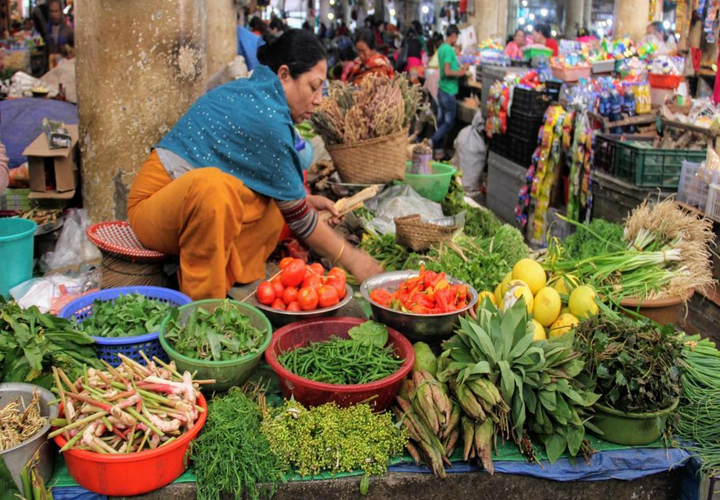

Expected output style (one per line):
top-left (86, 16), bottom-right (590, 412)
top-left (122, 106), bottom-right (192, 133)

top-left (159, 299), bottom-right (272, 393)
top-left (396, 162), bottom-right (457, 202)
top-left (589, 398), bottom-right (679, 446)
top-left (0, 218), bottom-right (37, 299)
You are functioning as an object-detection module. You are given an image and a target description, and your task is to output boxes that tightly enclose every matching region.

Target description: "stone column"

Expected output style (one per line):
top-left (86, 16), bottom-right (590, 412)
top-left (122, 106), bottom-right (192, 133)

top-left (341, 0), bottom-right (351, 26)
top-left (374, 0), bottom-right (384, 21)
top-left (206, 0), bottom-right (237, 77)
top-left (469, 0), bottom-right (508, 42)
top-left (564, 0), bottom-right (584, 36)
top-left (614, 0), bottom-right (650, 41)
top-left (584, 0), bottom-right (592, 29)
top-left (76, 0), bottom-right (207, 222)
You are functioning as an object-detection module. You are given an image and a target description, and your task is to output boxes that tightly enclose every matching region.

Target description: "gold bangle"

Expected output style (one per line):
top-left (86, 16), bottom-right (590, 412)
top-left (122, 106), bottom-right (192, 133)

top-left (332, 241), bottom-right (346, 265)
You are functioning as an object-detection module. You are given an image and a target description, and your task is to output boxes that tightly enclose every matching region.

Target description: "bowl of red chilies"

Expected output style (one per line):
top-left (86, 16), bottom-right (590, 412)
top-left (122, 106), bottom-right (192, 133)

top-left (360, 266), bottom-right (478, 344)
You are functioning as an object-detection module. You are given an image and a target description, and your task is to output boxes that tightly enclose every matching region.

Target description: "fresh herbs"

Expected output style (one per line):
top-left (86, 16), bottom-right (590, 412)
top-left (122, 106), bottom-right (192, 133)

top-left (441, 175), bottom-right (501, 239)
top-left (262, 401), bottom-right (407, 479)
top-left (553, 218), bottom-right (625, 262)
top-left (74, 293), bottom-right (176, 338)
top-left (164, 300), bottom-right (267, 361)
top-left (277, 321), bottom-right (403, 385)
top-left (192, 387), bottom-right (285, 500)
top-left (359, 230), bottom-right (417, 272)
top-left (0, 300), bottom-right (100, 388)
top-left (573, 315), bottom-right (683, 413)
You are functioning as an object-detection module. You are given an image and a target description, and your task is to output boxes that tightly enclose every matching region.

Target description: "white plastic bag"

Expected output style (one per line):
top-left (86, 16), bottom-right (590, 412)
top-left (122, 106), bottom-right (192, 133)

top-left (10, 270), bottom-right (102, 314)
top-left (41, 209), bottom-right (101, 271)
top-left (453, 110), bottom-right (487, 195)
top-left (364, 185), bottom-right (445, 235)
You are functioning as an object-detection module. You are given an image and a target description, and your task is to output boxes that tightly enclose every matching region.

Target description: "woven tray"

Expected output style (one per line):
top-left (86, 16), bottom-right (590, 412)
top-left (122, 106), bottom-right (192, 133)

top-left (87, 221), bottom-right (166, 262)
top-left (395, 214), bottom-right (457, 252)
top-left (326, 128), bottom-right (409, 184)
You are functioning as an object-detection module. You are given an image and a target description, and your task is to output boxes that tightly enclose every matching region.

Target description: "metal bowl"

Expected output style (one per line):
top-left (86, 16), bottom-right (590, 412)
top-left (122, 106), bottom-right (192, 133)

top-left (360, 270), bottom-right (478, 344)
top-left (247, 284), bottom-right (354, 328)
top-left (0, 383), bottom-right (58, 491)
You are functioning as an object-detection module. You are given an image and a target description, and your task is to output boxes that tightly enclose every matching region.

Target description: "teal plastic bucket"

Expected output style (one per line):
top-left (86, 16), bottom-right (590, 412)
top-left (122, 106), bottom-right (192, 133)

top-left (0, 218), bottom-right (37, 299)
top-left (397, 162), bottom-right (457, 202)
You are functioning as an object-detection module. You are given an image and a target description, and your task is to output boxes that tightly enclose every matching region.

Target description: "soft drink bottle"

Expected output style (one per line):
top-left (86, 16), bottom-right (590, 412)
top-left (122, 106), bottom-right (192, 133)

top-left (623, 87), bottom-right (637, 133)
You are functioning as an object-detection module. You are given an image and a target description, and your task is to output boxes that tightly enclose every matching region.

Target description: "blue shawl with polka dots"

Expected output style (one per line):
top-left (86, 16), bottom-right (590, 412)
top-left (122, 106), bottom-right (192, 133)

top-left (156, 65), bottom-right (305, 201)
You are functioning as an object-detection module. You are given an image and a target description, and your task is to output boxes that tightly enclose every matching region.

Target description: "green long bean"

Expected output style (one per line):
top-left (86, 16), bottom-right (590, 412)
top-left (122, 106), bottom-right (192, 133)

top-left (277, 337), bottom-right (404, 385)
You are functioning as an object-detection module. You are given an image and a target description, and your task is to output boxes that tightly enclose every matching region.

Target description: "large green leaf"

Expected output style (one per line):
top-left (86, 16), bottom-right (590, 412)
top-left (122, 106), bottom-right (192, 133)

top-left (544, 432), bottom-right (567, 464)
top-left (567, 425), bottom-right (585, 456)
top-left (524, 385), bottom-right (537, 413)
top-left (497, 360), bottom-right (515, 402)
top-left (512, 391), bottom-right (526, 433)
top-left (539, 390), bottom-right (557, 412)
top-left (509, 331), bottom-right (535, 361)
top-left (348, 320), bottom-right (388, 347)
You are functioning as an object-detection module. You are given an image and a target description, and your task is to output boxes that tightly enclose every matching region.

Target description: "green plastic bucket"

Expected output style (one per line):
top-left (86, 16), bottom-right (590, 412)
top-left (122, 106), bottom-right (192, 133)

top-left (0, 218), bottom-right (37, 299)
top-left (397, 162), bottom-right (457, 202)
top-left (158, 299), bottom-right (272, 393)
top-left (589, 398), bottom-right (679, 446)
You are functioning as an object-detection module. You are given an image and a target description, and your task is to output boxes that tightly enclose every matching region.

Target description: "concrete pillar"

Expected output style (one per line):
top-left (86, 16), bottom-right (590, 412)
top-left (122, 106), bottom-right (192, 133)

top-left (564, 0), bottom-right (584, 36)
top-left (319, 0), bottom-right (330, 26)
top-left (341, 0), bottom-right (351, 26)
top-left (374, 0), bottom-right (384, 22)
top-left (206, 0), bottom-right (237, 77)
top-left (76, 0), bottom-right (207, 222)
top-left (468, 0), bottom-right (508, 42)
top-left (433, 0), bottom-right (443, 32)
top-left (613, 0), bottom-right (650, 41)
top-left (584, 0), bottom-right (592, 28)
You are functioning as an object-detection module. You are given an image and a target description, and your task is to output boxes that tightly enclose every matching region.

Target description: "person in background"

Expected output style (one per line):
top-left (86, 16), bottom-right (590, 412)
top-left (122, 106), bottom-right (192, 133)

top-left (373, 20), bottom-right (387, 54)
top-left (576, 27), bottom-right (598, 44)
top-left (237, 23), bottom-right (264, 71)
top-left (269, 17), bottom-right (285, 38)
top-left (412, 21), bottom-right (428, 53)
top-left (0, 139), bottom-right (8, 196)
top-left (44, 0), bottom-right (73, 57)
top-left (249, 17), bottom-right (270, 39)
top-left (505, 28), bottom-right (526, 60)
top-left (431, 24), bottom-right (465, 159)
top-left (646, 21), bottom-right (677, 54)
top-left (397, 27), bottom-right (423, 72)
top-left (342, 28), bottom-right (394, 84)
top-left (318, 22), bottom-right (328, 39)
top-left (533, 24), bottom-right (558, 57)
top-left (337, 21), bottom-right (349, 37)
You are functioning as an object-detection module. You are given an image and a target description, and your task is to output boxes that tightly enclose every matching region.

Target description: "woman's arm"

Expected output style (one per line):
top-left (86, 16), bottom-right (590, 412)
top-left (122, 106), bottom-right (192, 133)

top-left (0, 140), bottom-right (9, 195)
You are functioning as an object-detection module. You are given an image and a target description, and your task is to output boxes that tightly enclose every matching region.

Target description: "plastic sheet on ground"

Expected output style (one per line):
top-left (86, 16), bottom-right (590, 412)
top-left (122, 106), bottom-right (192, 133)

top-left (364, 185), bottom-right (445, 235)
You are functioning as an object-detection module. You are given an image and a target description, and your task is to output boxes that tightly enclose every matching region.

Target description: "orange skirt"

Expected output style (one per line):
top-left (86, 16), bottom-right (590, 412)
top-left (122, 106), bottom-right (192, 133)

top-left (127, 151), bottom-right (283, 300)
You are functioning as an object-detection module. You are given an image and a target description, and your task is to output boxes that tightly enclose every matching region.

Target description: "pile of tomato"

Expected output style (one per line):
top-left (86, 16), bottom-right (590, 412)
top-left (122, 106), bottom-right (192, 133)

top-left (369, 266), bottom-right (469, 314)
top-left (256, 258), bottom-right (347, 312)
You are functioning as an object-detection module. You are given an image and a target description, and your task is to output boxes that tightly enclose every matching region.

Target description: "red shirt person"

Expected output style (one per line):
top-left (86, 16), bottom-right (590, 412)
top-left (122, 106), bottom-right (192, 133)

top-left (532, 24), bottom-right (558, 57)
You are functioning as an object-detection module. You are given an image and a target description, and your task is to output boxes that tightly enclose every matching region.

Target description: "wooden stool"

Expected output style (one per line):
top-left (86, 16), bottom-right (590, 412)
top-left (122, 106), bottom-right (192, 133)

top-left (87, 221), bottom-right (173, 289)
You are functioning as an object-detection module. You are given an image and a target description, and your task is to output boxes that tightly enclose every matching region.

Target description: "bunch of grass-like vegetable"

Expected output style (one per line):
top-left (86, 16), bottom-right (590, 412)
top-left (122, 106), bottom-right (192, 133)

top-left (547, 199), bottom-right (715, 302)
top-left (310, 74), bottom-right (421, 146)
top-left (74, 293), bottom-right (176, 338)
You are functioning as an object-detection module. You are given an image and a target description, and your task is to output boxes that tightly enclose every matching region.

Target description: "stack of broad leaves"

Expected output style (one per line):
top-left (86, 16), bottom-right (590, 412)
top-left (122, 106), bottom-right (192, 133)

top-left (676, 336), bottom-right (720, 475)
top-left (438, 300), bottom-right (598, 465)
top-left (192, 386), bottom-right (285, 500)
top-left (164, 299), bottom-right (267, 361)
top-left (573, 315), bottom-right (683, 413)
top-left (0, 300), bottom-right (100, 388)
top-left (74, 293), bottom-right (177, 338)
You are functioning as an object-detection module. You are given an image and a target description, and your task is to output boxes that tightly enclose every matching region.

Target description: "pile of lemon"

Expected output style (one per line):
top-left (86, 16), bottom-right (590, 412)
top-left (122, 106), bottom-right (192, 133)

top-left (477, 259), bottom-right (598, 341)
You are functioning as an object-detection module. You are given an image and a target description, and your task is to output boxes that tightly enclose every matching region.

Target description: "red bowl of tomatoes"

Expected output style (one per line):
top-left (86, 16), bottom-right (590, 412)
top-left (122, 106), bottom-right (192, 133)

top-left (360, 269), bottom-right (478, 344)
top-left (249, 258), bottom-right (354, 327)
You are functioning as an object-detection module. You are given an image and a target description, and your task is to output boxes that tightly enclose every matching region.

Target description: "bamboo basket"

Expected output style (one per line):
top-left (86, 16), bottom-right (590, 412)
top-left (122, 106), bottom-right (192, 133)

top-left (395, 214), bottom-right (457, 252)
top-left (326, 128), bottom-right (409, 184)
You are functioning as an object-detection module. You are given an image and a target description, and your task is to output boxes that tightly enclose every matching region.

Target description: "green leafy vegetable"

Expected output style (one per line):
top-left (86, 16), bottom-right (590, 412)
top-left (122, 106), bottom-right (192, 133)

top-left (74, 293), bottom-right (176, 338)
top-left (164, 300), bottom-right (266, 361)
top-left (551, 219), bottom-right (624, 262)
top-left (348, 320), bottom-right (388, 347)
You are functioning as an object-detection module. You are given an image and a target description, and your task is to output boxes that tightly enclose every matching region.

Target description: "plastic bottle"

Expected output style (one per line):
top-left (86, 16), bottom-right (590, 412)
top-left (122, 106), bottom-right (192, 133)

top-left (610, 89), bottom-right (623, 133)
top-left (623, 86), bottom-right (637, 133)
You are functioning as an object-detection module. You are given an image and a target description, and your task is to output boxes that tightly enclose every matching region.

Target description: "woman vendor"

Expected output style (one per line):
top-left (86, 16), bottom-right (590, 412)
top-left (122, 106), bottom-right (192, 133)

top-left (128, 29), bottom-right (383, 300)
top-left (342, 28), bottom-right (394, 84)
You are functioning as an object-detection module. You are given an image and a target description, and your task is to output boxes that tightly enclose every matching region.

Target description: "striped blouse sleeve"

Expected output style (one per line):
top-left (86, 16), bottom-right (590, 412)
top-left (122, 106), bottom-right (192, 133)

top-left (276, 197), bottom-right (318, 240)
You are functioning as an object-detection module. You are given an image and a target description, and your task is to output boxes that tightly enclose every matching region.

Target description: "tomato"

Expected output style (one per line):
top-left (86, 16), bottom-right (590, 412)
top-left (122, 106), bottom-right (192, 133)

top-left (302, 274), bottom-right (323, 290)
top-left (328, 267), bottom-right (347, 283)
top-left (317, 285), bottom-right (340, 309)
top-left (256, 281), bottom-right (276, 306)
top-left (286, 301), bottom-right (301, 312)
top-left (270, 298), bottom-right (286, 310)
top-left (325, 276), bottom-right (346, 299)
top-left (370, 288), bottom-right (393, 307)
top-left (282, 287), bottom-right (299, 305)
top-left (270, 277), bottom-right (285, 297)
top-left (297, 287), bottom-right (319, 311)
top-left (309, 263), bottom-right (325, 276)
top-left (279, 257), bottom-right (294, 270)
top-left (281, 259), bottom-right (306, 288)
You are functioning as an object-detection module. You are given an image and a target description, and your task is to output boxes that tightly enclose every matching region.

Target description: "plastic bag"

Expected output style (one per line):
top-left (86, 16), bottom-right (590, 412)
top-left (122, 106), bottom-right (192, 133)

top-left (453, 110), bottom-right (487, 195)
top-left (365, 185), bottom-right (445, 235)
top-left (10, 269), bottom-right (102, 314)
top-left (41, 209), bottom-right (101, 272)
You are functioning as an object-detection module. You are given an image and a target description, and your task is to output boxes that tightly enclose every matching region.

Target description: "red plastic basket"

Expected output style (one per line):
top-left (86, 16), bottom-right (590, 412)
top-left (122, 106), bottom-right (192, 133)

top-left (265, 317), bottom-right (415, 411)
top-left (87, 221), bottom-right (166, 262)
top-left (53, 393), bottom-right (207, 496)
top-left (648, 74), bottom-right (683, 90)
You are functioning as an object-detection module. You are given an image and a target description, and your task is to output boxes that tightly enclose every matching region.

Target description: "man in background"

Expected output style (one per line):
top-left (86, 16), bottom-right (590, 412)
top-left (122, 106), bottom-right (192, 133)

top-left (431, 25), bottom-right (465, 160)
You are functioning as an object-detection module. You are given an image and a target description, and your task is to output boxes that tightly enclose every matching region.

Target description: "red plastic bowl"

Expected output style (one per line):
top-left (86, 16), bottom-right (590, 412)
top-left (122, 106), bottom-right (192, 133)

top-left (265, 317), bottom-right (415, 411)
top-left (53, 393), bottom-right (207, 496)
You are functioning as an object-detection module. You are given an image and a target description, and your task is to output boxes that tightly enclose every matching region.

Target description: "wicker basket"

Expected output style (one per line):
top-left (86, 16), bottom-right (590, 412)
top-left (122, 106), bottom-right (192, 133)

top-left (395, 214), bottom-right (457, 252)
top-left (326, 128), bottom-right (409, 184)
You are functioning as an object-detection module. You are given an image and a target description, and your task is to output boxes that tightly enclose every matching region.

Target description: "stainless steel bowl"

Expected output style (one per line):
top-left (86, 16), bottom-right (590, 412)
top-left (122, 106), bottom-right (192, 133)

top-left (247, 284), bottom-right (354, 328)
top-left (0, 383), bottom-right (58, 491)
top-left (360, 270), bottom-right (478, 344)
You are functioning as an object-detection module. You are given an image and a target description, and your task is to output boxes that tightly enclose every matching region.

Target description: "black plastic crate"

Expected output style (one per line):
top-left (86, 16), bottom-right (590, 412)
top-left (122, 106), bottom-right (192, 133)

top-left (507, 110), bottom-right (545, 140)
top-left (507, 131), bottom-right (539, 167)
top-left (512, 87), bottom-right (553, 116)
top-left (593, 133), bottom-right (654, 175)
top-left (489, 132), bottom-right (510, 157)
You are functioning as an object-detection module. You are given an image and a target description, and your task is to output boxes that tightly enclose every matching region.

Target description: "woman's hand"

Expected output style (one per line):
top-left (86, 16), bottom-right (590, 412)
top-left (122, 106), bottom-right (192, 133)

top-left (344, 247), bottom-right (384, 283)
top-left (307, 195), bottom-right (342, 226)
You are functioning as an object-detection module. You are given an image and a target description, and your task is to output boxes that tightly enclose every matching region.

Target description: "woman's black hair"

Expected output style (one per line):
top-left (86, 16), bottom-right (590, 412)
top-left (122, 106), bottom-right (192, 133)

top-left (355, 27), bottom-right (376, 50)
top-left (249, 17), bottom-right (270, 37)
top-left (535, 23), bottom-right (551, 38)
top-left (257, 29), bottom-right (327, 78)
top-left (515, 28), bottom-right (525, 36)
top-left (412, 20), bottom-right (423, 35)
top-left (269, 17), bottom-right (284, 33)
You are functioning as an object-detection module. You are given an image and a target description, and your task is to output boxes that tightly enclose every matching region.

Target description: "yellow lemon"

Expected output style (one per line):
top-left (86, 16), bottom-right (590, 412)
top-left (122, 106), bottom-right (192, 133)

top-left (477, 291), bottom-right (497, 309)
top-left (512, 259), bottom-right (547, 296)
top-left (495, 272), bottom-right (513, 305)
top-left (531, 320), bottom-right (547, 341)
top-left (569, 285), bottom-right (599, 319)
top-left (503, 280), bottom-right (534, 314)
top-left (532, 287), bottom-right (562, 327)
top-left (549, 313), bottom-right (580, 338)
top-left (552, 273), bottom-right (580, 297)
